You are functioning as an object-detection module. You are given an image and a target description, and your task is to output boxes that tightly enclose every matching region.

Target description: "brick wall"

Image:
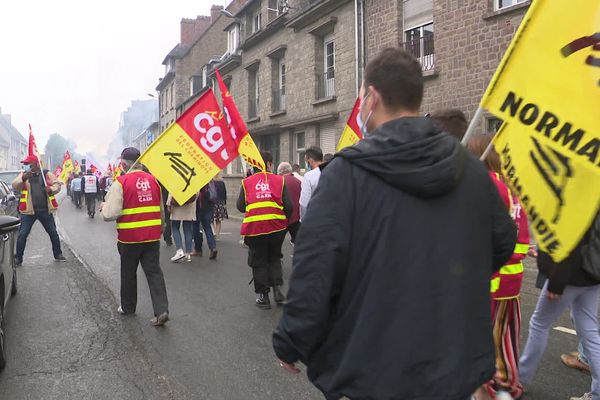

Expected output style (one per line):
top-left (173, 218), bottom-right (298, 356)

top-left (365, 0), bottom-right (402, 59)
top-left (180, 16), bottom-right (212, 45)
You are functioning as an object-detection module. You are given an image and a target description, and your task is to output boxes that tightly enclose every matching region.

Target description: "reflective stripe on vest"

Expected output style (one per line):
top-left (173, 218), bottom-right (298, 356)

top-left (121, 206), bottom-right (161, 216)
top-left (19, 190), bottom-right (28, 211)
top-left (243, 214), bottom-right (287, 224)
top-left (514, 243), bottom-right (529, 254)
top-left (245, 201), bottom-right (284, 212)
top-left (240, 173), bottom-right (287, 236)
top-left (499, 262), bottom-right (524, 275)
top-left (490, 277), bottom-right (500, 293)
top-left (116, 219), bottom-right (162, 230)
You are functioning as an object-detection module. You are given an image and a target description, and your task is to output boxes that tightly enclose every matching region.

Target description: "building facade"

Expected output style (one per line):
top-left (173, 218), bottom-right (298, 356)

top-left (367, 0), bottom-right (530, 132)
top-left (117, 100), bottom-right (159, 149)
top-left (0, 110), bottom-right (28, 171)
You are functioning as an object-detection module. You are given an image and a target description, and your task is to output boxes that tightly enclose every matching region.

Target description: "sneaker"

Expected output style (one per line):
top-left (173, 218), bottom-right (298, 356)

top-left (209, 249), bottom-right (218, 260)
top-left (185, 254), bottom-right (192, 263)
top-left (255, 293), bottom-right (271, 309)
top-left (55, 254), bottom-right (67, 262)
top-left (170, 249), bottom-right (185, 262)
top-left (570, 393), bottom-right (592, 400)
top-left (14, 258), bottom-right (22, 267)
top-left (151, 312), bottom-right (169, 326)
top-left (561, 352), bottom-right (591, 373)
top-left (117, 306), bottom-right (134, 315)
top-left (273, 286), bottom-right (285, 305)
top-left (190, 250), bottom-right (202, 257)
top-left (496, 391), bottom-right (513, 400)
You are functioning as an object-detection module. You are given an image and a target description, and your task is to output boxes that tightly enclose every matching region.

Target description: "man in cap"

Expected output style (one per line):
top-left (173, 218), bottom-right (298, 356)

top-left (12, 155), bottom-right (66, 265)
top-left (101, 147), bottom-right (169, 326)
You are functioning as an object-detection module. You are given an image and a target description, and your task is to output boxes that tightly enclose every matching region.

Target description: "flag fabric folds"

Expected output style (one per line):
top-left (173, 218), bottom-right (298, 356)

top-left (59, 151), bottom-right (75, 183)
top-left (481, 0), bottom-right (600, 262)
top-left (215, 69), bottom-right (265, 172)
top-left (336, 98), bottom-right (363, 151)
top-left (140, 89), bottom-right (237, 205)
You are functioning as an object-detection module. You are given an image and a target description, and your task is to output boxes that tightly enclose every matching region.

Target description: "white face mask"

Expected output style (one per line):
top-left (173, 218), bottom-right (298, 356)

top-left (358, 92), bottom-right (373, 137)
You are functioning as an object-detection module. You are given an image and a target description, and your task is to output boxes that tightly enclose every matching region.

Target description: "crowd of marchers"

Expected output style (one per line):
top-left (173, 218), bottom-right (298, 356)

top-left (9, 47), bottom-right (600, 400)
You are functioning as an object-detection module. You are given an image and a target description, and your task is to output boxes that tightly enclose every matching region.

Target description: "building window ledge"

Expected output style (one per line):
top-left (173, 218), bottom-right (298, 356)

top-left (270, 110), bottom-right (287, 118)
top-left (423, 69), bottom-right (439, 79)
top-left (312, 96), bottom-right (337, 106)
top-left (247, 117), bottom-right (261, 124)
top-left (483, 1), bottom-right (531, 20)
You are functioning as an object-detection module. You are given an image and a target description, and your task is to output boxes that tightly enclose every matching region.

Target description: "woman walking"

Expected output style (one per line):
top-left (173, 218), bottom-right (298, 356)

top-left (212, 174), bottom-right (228, 239)
top-left (167, 192), bottom-right (197, 263)
top-left (468, 134), bottom-right (530, 400)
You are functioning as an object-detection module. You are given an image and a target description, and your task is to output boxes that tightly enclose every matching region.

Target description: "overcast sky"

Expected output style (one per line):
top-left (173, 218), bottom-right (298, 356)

top-left (0, 0), bottom-right (226, 158)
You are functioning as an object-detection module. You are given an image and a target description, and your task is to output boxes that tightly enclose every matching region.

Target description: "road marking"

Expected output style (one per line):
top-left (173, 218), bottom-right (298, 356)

top-left (220, 232), bottom-right (232, 235)
top-left (553, 326), bottom-right (577, 335)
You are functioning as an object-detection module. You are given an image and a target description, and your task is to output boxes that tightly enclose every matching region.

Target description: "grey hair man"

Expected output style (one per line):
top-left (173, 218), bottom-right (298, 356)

top-left (277, 162), bottom-right (293, 175)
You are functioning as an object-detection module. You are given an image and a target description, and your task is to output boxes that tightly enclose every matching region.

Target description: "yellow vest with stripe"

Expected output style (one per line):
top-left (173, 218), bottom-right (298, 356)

top-left (240, 173), bottom-right (287, 237)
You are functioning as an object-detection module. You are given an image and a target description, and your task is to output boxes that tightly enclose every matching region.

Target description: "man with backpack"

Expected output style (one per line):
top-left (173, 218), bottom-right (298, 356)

top-left (191, 180), bottom-right (218, 260)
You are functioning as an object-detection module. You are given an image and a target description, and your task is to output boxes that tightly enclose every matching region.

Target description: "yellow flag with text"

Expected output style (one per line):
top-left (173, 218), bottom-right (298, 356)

top-left (482, 0), bottom-right (600, 262)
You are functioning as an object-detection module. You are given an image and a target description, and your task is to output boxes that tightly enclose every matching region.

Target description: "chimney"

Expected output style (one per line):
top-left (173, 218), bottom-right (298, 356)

top-left (180, 15), bottom-right (212, 45)
top-left (211, 5), bottom-right (224, 23)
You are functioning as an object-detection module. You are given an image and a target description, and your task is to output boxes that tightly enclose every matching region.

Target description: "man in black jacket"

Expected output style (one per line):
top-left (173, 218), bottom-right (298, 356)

top-left (272, 48), bottom-right (517, 400)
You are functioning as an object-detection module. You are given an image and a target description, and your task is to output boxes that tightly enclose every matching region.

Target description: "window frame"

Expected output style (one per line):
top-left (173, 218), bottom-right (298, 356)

top-left (494, 0), bottom-right (527, 11)
top-left (252, 11), bottom-right (262, 33)
top-left (227, 24), bottom-right (240, 54)
top-left (201, 65), bottom-right (208, 88)
top-left (296, 132), bottom-right (306, 169)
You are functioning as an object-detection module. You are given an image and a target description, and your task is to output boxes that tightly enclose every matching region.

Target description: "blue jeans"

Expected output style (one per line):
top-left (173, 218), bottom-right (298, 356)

top-left (193, 206), bottom-right (216, 252)
top-left (171, 220), bottom-right (193, 253)
top-left (16, 211), bottom-right (63, 261)
top-left (520, 281), bottom-right (600, 400)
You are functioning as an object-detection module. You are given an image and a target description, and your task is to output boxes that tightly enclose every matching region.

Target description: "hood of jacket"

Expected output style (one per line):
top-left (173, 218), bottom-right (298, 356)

top-left (337, 116), bottom-right (467, 198)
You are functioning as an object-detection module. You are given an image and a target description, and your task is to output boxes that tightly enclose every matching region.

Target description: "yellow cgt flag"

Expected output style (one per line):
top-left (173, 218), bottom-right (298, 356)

top-left (482, 0), bottom-right (600, 262)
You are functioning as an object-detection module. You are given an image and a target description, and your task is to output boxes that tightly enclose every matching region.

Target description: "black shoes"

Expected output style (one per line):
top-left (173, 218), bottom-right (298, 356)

top-left (209, 249), bottom-right (217, 260)
top-left (14, 258), bottom-right (22, 267)
top-left (273, 286), bottom-right (285, 305)
top-left (255, 293), bottom-right (271, 309)
top-left (55, 254), bottom-right (67, 262)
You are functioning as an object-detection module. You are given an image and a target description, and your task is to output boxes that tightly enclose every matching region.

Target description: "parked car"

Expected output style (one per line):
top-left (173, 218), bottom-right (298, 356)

top-left (0, 171), bottom-right (21, 195)
top-left (0, 215), bottom-right (20, 369)
top-left (0, 180), bottom-right (18, 218)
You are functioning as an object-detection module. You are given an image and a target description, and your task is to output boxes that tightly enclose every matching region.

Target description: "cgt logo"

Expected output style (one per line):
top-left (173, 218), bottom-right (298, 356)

top-left (136, 177), bottom-right (151, 191)
top-left (561, 32), bottom-right (600, 86)
top-left (255, 179), bottom-right (270, 192)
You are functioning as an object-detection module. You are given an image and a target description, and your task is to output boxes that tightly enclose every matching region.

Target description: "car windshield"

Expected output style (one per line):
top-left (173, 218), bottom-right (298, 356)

top-left (0, 171), bottom-right (21, 186)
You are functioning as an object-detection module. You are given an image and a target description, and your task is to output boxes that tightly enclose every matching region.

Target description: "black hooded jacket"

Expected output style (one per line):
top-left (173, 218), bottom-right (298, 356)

top-left (273, 117), bottom-right (517, 400)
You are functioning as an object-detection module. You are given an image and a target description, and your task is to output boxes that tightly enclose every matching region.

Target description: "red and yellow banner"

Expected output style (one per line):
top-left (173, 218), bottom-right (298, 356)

top-left (336, 98), bottom-right (362, 151)
top-left (28, 124), bottom-right (43, 167)
top-left (140, 89), bottom-right (237, 205)
top-left (74, 160), bottom-right (81, 174)
top-left (59, 150), bottom-right (75, 183)
top-left (215, 70), bottom-right (265, 171)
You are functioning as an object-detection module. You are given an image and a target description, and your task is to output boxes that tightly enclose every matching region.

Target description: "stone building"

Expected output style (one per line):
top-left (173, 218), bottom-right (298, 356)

top-left (0, 110), bottom-right (27, 171)
top-left (367, 0), bottom-right (531, 133)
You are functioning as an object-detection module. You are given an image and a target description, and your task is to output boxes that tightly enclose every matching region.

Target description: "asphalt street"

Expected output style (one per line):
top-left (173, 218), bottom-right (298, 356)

top-left (0, 190), bottom-right (594, 399)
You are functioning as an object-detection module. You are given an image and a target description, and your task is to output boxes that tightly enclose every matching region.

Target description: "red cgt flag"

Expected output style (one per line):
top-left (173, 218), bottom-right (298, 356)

top-left (215, 69), bottom-right (265, 171)
top-left (28, 124), bottom-right (43, 166)
top-left (336, 98), bottom-right (363, 151)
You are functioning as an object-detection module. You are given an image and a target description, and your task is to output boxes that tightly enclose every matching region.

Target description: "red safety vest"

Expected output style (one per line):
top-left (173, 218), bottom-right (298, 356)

top-left (489, 173), bottom-right (530, 300)
top-left (18, 172), bottom-right (59, 212)
top-left (116, 171), bottom-right (162, 244)
top-left (240, 173), bottom-right (287, 237)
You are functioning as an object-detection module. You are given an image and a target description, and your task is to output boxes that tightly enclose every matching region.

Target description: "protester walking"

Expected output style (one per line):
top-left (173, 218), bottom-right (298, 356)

top-left (238, 151), bottom-right (293, 309)
top-left (101, 147), bottom-right (169, 326)
top-left (192, 180), bottom-right (218, 259)
top-left (277, 162), bottom-right (301, 245)
top-left (468, 134), bottom-right (530, 399)
top-left (272, 48), bottom-right (517, 400)
top-left (429, 108), bottom-right (468, 141)
top-left (519, 212), bottom-right (600, 400)
top-left (12, 155), bottom-right (67, 266)
top-left (70, 173), bottom-right (83, 209)
top-left (82, 169), bottom-right (100, 218)
top-left (167, 193), bottom-right (197, 263)
top-left (299, 146), bottom-right (323, 220)
top-left (212, 174), bottom-right (228, 240)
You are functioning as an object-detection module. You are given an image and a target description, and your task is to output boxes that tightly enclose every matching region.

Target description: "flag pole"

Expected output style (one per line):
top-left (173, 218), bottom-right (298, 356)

top-left (480, 141), bottom-right (495, 161)
top-left (461, 107), bottom-right (484, 146)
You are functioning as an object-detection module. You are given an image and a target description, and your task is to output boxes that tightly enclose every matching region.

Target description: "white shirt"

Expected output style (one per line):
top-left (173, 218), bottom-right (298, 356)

top-left (292, 172), bottom-right (303, 183)
top-left (299, 167), bottom-right (321, 220)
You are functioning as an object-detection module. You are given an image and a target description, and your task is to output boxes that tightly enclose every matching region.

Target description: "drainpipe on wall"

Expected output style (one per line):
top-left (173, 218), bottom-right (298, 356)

top-left (354, 0), bottom-right (366, 96)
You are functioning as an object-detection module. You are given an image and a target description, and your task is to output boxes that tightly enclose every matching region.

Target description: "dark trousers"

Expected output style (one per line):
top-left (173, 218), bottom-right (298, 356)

top-left (287, 221), bottom-right (301, 244)
top-left (193, 206), bottom-right (216, 252)
top-left (117, 241), bottom-right (169, 316)
top-left (16, 211), bottom-right (62, 261)
top-left (163, 204), bottom-right (172, 245)
top-left (73, 191), bottom-right (82, 208)
top-left (245, 231), bottom-right (286, 294)
top-left (85, 193), bottom-right (96, 215)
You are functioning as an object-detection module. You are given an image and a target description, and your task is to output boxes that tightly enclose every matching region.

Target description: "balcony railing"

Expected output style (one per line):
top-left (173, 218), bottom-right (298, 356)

top-left (316, 71), bottom-right (335, 100)
top-left (248, 98), bottom-right (259, 119)
top-left (402, 35), bottom-right (435, 72)
top-left (272, 88), bottom-right (286, 113)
